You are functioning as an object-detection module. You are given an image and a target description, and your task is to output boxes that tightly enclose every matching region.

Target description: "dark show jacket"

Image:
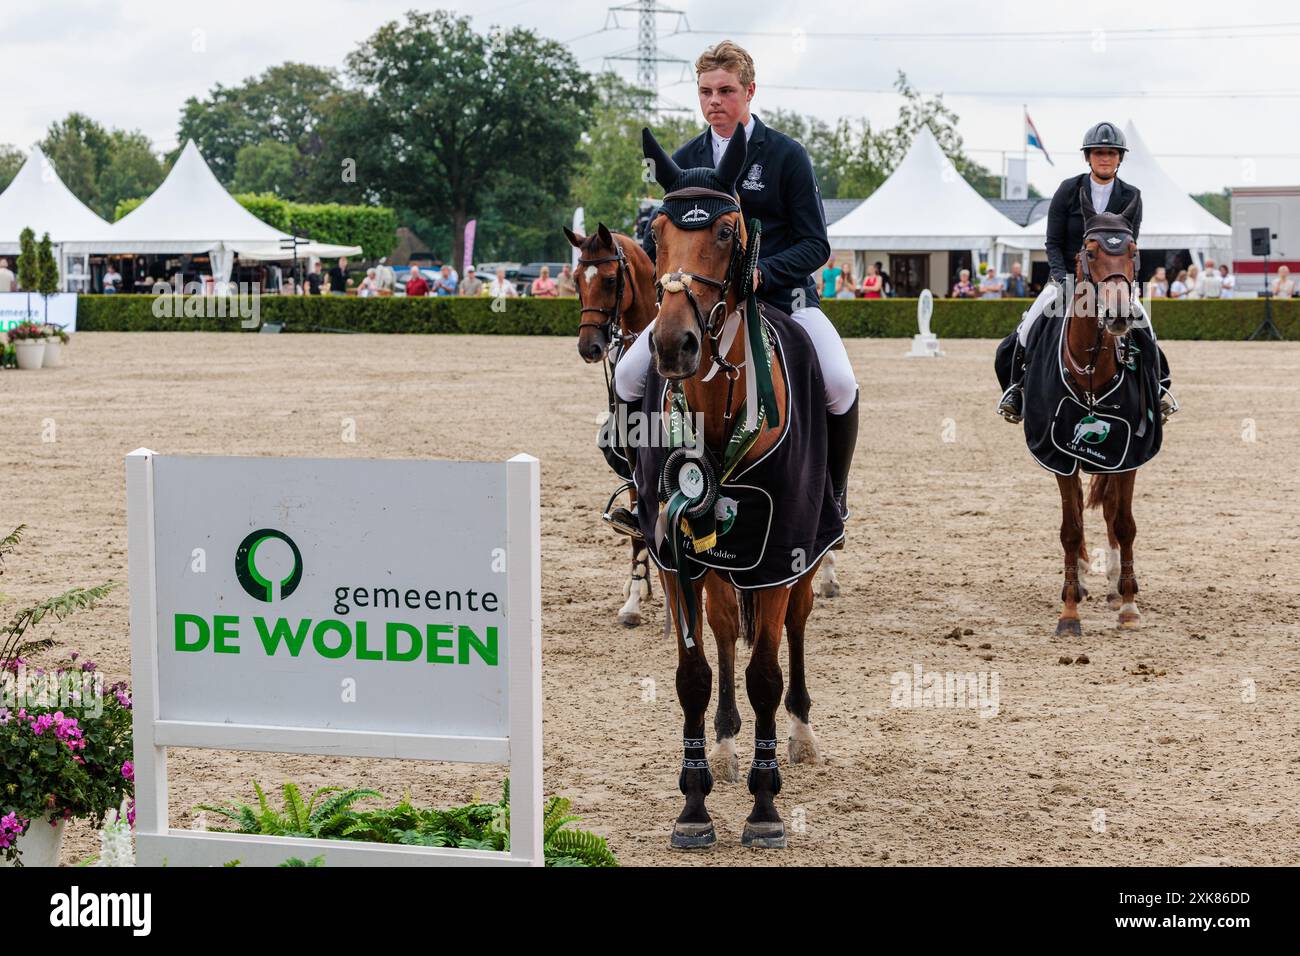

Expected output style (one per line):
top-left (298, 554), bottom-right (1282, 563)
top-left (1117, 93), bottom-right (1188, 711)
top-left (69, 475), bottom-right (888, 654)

top-left (642, 115), bottom-right (831, 314)
top-left (1046, 172), bottom-right (1143, 281)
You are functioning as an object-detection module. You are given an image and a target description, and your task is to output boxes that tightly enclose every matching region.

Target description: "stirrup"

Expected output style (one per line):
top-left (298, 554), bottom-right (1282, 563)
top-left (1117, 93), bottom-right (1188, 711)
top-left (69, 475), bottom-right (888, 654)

top-left (602, 481), bottom-right (643, 540)
top-left (1159, 387), bottom-right (1179, 424)
top-left (997, 384), bottom-right (1024, 424)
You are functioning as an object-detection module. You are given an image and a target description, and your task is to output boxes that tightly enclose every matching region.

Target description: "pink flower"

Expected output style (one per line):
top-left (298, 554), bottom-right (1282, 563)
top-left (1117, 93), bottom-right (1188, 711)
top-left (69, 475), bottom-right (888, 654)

top-left (121, 761), bottom-right (135, 782)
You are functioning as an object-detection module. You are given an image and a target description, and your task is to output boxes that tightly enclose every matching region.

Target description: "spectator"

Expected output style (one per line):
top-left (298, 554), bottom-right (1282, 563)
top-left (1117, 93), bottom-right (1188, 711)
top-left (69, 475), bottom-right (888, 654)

top-left (328, 257), bottom-right (351, 295)
top-left (488, 267), bottom-right (516, 299)
top-left (1169, 269), bottom-right (1189, 299)
top-left (837, 265), bottom-right (859, 299)
top-left (979, 268), bottom-right (1004, 299)
top-left (1184, 264), bottom-right (1200, 299)
top-left (819, 256), bottom-right (842, 298)
top-left (280, 277), bottom-right (298, 296)
top-left (433, 265), bottom-right (458, 296)
top-left (1146, 266), bottom-right (1168, 299)
top-left (306, 261), bottom-right (325, 296)
top-left (1198, 258), bottom-right (1222, 298)
top-left (460, 266), bottom-right (484, 296)
top-left (357, 268), bottom-right (379, 297)
top-left (1272, 265), bottom-right (1295, 298)
top-left (1004, 261), bottom-right (1028, 298)
top-left (0, 257), bottom-right (14, 292)
top-left (376, 257), bottom-right (396, 293)
top-left (951, 269), bottom-right (977, 299)
top-left (1218, 264), bottom-right (1235, 299)
top-left (556, 264), bottom-right (577, 296)
top-left (103, 263), bottom-right (122, 293)
top-left (875, 261), bottom-right (893, 297)
top-left (861, 263), bottom-right (884, 299)
top-left (404, 267), bottom-right (430, 297)
top-left (531, 265), bottom-right (557, 297)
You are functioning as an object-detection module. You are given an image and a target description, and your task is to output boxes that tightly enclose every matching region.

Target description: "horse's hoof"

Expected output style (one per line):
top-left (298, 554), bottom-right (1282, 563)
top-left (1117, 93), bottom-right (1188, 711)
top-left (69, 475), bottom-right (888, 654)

top-left (1055, 618), bottom-right (1082, 637)
top-left (1106, 593), bottom-right (1122, 610)
top-left (1117, 614), bottom-right (1141, 630)
top-left (741, 820), bottom-right (787, 849)
top-left (708, 749), bottom-right (741, 784)
top-left (788, 735), bottom-right (821, 765)
top-left (618, 610), bottom-right (642, 628)
top-left (820, 578), bottom-right (840, 598)
top-left (670, 820), bottom-right (716, 850)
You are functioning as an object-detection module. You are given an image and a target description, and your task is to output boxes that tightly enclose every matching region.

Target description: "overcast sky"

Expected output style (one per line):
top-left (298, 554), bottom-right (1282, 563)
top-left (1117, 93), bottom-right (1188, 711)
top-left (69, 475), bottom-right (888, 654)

top-left (0, 0), bottom-right (1293, 195)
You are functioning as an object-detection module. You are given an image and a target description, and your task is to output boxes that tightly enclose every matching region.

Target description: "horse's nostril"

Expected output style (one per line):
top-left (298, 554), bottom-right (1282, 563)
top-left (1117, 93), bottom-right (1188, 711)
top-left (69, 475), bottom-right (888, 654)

top-left (681, 333), bottom-right (699, 358)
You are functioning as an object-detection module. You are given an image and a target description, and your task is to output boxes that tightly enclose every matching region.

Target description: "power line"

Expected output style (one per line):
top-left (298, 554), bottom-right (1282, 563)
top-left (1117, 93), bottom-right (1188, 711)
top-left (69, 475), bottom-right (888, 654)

top-left (664, 22), bottom-right (1300, 43)
top-left (683, 80), bottom-right (1300, 101)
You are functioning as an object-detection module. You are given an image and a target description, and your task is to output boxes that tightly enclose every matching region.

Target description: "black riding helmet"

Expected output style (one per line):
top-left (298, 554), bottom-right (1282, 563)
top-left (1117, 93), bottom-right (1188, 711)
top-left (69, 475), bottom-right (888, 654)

top-left (1081, 122), bottom-right (1128, 155)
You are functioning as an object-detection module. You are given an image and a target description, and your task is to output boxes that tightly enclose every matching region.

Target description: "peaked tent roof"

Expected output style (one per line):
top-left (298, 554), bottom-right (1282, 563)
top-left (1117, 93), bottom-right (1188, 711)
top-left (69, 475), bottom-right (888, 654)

top-left (0, 145), bottom-right (117, 253)
top-left (828, 126), bottom-right (1021, 250)
top-left (1000, 121), bottom-right (1231, 251)
top-left (100, 140), bottom-right (297, 253)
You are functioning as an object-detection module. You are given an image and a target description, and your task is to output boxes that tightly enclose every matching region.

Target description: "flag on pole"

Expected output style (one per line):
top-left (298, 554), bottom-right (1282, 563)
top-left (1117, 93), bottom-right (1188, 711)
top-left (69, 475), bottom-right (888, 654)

top-left (463, 219), bottom-right (477, 275)
top-left (1025, 111), bottom-right (1053, 166)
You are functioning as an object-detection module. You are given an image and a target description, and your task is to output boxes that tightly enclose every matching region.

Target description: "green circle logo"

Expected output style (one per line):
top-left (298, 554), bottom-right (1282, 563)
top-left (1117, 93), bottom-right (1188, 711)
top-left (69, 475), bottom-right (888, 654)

top-left (235, 529), bottom-right (303, 603)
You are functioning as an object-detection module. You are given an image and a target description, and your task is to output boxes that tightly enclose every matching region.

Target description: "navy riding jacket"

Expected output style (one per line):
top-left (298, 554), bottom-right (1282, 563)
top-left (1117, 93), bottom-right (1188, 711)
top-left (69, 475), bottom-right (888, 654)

top-left (641, 115), bottom-right (831, 314)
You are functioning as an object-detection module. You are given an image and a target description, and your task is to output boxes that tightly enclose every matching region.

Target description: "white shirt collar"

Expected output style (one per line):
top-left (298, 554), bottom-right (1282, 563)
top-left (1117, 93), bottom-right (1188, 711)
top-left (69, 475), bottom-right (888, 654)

top-left (711, 115), bottom-right (756, 164)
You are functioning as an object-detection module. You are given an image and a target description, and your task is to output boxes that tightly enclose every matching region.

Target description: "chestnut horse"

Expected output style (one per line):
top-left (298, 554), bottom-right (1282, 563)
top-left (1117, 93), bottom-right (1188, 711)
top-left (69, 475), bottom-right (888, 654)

top-left (642, 126), bottom-right (828, 850)
top-left (563, 223), bottom-right (658, 627)
top-left (1055, 191), bottom-right (1147, 636)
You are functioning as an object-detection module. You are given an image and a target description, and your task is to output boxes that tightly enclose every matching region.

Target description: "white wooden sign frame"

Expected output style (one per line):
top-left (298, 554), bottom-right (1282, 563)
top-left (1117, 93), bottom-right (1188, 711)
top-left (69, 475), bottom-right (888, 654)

top-left (126, 449), bottom-right (543, 867)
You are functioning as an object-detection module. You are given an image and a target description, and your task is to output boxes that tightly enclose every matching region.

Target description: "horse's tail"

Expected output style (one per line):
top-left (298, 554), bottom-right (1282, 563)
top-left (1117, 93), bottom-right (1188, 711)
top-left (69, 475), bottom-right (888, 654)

top-left (736, 587), bottom-right (756, 648)
top-left (1086, 474), bottom-right (1111, 511)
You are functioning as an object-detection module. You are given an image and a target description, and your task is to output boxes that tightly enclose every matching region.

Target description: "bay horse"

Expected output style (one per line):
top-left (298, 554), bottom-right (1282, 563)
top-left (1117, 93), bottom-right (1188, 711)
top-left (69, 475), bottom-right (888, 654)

top-left (640, 125), bottom-right (835, 850)
top-left (1054, 189), bottom-right (1148, 636)
top-left (563, 223), bottom-right (658, 627)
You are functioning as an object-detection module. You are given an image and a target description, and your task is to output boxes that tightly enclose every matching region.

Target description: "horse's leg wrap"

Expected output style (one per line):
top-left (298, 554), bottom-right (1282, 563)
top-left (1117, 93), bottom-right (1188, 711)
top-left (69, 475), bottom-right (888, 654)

top-left (746, 736), bottom-right (782, 796)
top-left (679, 735), bottom-right (714, 796)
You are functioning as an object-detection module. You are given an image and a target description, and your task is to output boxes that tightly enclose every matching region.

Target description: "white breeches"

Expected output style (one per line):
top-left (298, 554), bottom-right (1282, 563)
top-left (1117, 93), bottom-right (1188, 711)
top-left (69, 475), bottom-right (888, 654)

top-left (613, 305), bottom-right (859, 414)
top-left (1016, 282), bottom-right (1155, 346)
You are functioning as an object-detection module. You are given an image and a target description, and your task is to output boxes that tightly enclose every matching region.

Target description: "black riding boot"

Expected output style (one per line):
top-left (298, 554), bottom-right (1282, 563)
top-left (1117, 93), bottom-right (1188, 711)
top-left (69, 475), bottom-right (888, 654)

top-left (998, 340), bottom-right (1027, 423)
top-left (601, 397), bottom-right (643, 540)
top-left (826, 390), bottom-right (860, 521)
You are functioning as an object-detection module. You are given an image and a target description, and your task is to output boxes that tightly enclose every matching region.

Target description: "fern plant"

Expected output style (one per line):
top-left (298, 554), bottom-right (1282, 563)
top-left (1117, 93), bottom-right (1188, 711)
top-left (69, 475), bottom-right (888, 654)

top-left (193, 780), bottom-right (618, 866)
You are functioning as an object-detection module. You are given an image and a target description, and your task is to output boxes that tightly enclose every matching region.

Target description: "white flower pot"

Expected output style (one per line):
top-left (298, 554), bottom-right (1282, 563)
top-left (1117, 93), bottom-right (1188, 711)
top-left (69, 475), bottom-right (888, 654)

top-left (14, 339), bottom-right (46, 370)
top-left (42, 339), bottom-right (63, 367)
top-left (1, 818), bottom-right (66, 867)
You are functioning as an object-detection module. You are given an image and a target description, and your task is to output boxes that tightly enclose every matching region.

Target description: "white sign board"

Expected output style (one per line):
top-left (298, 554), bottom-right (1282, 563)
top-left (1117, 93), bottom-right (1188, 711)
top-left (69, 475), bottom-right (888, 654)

top-left (127, 450), bottom-right (542, 867)
top-left (0, 292), bottom-right (77, 333)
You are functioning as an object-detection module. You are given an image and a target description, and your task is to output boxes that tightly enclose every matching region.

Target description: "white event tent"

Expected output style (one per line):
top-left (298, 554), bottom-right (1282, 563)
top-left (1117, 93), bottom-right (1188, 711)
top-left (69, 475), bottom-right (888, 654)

top-left (100, 140), bottom-right (361, 287)
top-left (828, 126), bottom-right (1022, 294)
top-left (999, 121), bottom-right (1231, 267)
top-left (0, 145), bottom-right (117, 264)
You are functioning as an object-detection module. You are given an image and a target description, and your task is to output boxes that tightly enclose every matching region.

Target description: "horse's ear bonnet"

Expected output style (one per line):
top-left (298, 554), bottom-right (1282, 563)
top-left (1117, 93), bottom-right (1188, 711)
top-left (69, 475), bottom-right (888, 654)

top-left (642, 125), bottom-right (746, 230)
top-left (1079, 185), bottom-right (1139, 252)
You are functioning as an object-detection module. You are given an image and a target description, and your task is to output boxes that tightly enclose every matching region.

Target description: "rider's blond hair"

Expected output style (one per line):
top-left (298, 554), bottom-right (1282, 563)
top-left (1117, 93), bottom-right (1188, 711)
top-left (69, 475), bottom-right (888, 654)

top-left (695, 40), bottom-right (755, 87)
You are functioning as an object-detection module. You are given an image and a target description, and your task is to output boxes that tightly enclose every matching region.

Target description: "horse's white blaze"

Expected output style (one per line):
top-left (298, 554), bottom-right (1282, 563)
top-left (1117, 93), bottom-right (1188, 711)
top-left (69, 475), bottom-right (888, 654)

top-left (788, 717), bottom-right (821, 763)
top-left (819, 551), bottom-right (840, 598)
top-left (583, 265), bottom-right (597, 283)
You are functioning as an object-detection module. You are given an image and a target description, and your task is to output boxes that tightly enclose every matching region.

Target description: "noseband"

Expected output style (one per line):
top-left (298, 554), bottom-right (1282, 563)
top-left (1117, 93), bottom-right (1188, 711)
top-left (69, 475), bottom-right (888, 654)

top-left (577, 240), bottom-right (635, 353)
top-left (653, 186), bottom-right (752, 346)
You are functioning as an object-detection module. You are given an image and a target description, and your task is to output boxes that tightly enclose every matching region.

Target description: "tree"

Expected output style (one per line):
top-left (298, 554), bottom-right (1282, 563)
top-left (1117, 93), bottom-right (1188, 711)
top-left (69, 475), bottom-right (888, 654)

top-left (40, 115), bottom-right (163, 218)
top-left (1193, 189), bottom-right (1230, 224)
top-left (97, 131), bottom-right (165, 218)
top-left (177, 63), bottom-right (343, 193)
top-left (0, 145), bottom-right (24, 192)
top-left (232, 141), bottom-right (299, 197)
top-left (16, 228), bottom-right (38, 292)
top-left (567, 73), bottom-right (698, 237)
top-left (343, 10), bottom-right (592, 271)
top-left (36, 233), bottom-right (59, 323)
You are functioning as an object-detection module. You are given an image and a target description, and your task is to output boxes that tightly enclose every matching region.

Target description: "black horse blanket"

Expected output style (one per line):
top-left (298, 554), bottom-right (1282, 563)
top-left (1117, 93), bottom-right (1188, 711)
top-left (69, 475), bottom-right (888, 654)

top-left (632, 306), bottom-right (844, 588)
top-left (996, 313), bottom-right (1168, 475)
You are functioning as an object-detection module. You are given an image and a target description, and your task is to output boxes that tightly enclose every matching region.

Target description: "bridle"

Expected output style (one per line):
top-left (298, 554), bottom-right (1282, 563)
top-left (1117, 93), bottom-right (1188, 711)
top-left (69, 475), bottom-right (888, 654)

top-left (576, 238), bottom-right (636, 356)
top-left (1066, 222), bottom-right (1142, 412)
top-left (653, 186), bottom-right (750, 349)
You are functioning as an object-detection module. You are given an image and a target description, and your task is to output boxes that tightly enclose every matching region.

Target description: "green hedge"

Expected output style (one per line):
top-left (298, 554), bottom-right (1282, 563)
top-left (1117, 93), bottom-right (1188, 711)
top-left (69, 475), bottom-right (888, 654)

top-left (74, 294), bottom-right (1300, 339)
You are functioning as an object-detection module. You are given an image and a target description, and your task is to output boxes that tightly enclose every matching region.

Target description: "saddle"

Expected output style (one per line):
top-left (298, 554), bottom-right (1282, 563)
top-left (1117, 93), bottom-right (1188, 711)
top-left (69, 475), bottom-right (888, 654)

top-left (630, 306), bottom-right (844, 589)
